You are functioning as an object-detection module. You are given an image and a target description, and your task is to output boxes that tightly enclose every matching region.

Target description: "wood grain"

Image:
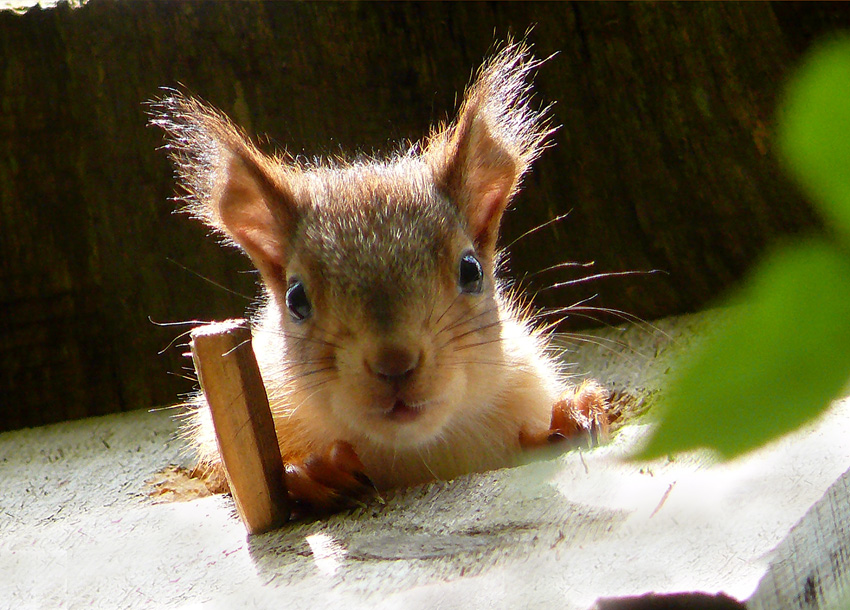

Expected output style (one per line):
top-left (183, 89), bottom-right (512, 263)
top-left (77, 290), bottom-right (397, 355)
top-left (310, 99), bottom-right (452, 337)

top-left (190, 319), bottom-right (288, 534)
top-left (747, 464), bottom-right (850, 610)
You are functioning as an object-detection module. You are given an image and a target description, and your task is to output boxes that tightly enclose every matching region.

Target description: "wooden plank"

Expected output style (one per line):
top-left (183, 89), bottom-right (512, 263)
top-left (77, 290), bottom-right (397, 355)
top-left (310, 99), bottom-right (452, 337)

top-left (747, 464), bottom-right (850, 610)
top-left (190, 319), bottom-right (288, 533)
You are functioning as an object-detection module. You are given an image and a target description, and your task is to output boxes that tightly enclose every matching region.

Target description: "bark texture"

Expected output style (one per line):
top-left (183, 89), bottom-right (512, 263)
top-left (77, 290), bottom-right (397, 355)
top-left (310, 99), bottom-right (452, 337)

top-left (0, 1), bottom-right (844, 429)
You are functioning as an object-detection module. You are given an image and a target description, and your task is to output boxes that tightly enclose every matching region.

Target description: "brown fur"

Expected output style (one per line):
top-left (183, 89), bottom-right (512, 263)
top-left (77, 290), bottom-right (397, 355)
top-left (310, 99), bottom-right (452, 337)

top-left (151, 42), bottom-right (582, 492)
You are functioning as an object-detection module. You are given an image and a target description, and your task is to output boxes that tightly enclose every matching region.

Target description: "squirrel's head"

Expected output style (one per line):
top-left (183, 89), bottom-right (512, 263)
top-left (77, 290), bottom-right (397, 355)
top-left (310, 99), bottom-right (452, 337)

top-left (152, 42), bottom-right (551, 450)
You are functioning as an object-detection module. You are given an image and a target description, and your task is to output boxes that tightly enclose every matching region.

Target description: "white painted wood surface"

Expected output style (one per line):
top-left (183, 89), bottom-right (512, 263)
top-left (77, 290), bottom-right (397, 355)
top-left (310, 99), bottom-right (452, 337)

top-left (2, 313), bottom-right (849, 609)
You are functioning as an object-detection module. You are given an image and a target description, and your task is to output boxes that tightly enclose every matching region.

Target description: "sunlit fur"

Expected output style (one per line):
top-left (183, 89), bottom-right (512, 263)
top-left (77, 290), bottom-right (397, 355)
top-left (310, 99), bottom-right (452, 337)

top-left (154, 41), bottom-right (568, 491)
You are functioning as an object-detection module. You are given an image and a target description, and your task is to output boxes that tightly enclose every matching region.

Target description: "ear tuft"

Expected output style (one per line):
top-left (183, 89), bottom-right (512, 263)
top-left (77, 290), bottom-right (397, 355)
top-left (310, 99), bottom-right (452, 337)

top-left (426, 41), bottom-right (554, 256)
top-left (149, 92), bottom-right (296, 283)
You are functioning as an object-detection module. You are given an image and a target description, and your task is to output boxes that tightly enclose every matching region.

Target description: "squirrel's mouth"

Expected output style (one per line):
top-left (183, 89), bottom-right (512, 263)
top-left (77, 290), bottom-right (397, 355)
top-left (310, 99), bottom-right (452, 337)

top-left (385, 398), bottom-right (423, 423)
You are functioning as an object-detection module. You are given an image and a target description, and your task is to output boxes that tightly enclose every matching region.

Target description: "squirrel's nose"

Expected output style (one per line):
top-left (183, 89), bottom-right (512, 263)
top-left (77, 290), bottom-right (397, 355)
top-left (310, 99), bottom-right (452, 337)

top-left (365, 345), bottom-right (420, 383)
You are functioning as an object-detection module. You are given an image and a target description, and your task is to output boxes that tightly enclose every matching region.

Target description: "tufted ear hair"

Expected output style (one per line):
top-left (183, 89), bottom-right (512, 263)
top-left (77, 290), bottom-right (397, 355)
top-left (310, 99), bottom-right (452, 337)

top-left (149, 93), bottom-right (297, 291)
top-left (426, 41), bottom-right (553, 259)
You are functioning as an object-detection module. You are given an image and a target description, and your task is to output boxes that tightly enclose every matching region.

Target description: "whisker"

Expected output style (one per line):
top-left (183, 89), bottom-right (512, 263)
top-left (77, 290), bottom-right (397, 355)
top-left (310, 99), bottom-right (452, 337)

top-left (438, 358), bottom-right (545, 374)
top-left (531, 294), bottom-right (601, 320)
top-left (416, 446), bottom-right (439, 481)
top-left (290, 365), bottom-right (338, 380)
top-left (286, 356), bottom-right (336, 367)
top-left (294, 374), bottom-right (338, 396)
top-left (149, 316), bottom-right (216, 327)
top-left (250, 316), bottom-right (346, 348)
top-left (439, 301), bottom-right (500, 336)
top-left (533, 300), bottom-right (653, 334)
top-left (441, 317), bottom-right (504, 349)
top-left (263, 330), bottom-right (341, 350)
top-left (450, 334), bottom-right (509, 353)
top-left (306, 319), bottom-right (350, 344)
top-left (425, 291), bottom-right (440, 328)
top-left (558, 305), bottom-right (671, 340)
top-left (156, 328), bottom-right (197, 355)
top-left (504, 210), bottom-right (573, 250)
top-left (522, 260), bottom-right (595, 283)
top-left (537, 314), bottom-right (652, 364)
top-left (284, 385), bottom-right (330, 421)
top-left (222, 337), bottom-right (253, 357)
top-left (433, 295), bottom-right (491, 338)
top-left (551, 334), bottom-right (648, 368)
top-left (555, 331), bottom-right (634, 352)
top-left (536, 305), bottom-right (647, 350)
top-left (536, 269), bottom-right (664, 294)
top-left (167, 371), bottom-right (199, 383)
top-left (166, 257), bottom-right (255, 301)
top-left (535, 310), bottom-right (613, 333)
top-left (148, 404), bottom-right (186, 413)
top-left (433, 291), bottom-right (465, 329)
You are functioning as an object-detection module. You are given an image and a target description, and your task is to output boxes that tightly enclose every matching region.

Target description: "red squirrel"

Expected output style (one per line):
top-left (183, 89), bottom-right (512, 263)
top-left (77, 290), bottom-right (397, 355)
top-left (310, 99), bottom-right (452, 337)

top-left (152, 42), bottom-right (609, 516)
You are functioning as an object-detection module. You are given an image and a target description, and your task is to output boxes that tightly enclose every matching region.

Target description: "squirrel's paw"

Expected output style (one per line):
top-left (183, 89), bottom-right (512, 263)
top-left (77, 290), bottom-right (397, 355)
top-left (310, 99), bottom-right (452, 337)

top-left (284, 440), bottom-right (379, 520)
top-left (520, 380), bottom-right (611, 449)
top-left (550, 379), bottom-right (610, 447)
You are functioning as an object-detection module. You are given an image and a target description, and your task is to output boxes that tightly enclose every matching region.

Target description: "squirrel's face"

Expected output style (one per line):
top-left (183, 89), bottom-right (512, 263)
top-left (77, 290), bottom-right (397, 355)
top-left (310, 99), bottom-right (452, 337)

top-left (153, 42), bottom-right (549, 451)
top-left (272, 165), bottom-right (506, 448)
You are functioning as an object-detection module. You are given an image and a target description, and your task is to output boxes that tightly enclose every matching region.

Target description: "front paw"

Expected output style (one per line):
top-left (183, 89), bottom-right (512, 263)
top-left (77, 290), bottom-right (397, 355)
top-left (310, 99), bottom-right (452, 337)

top-left (520, 380), bottom-right (610, 450)
top-left (550, 380), bottom-right (610, 447)
top-left (285, 441), bottom-right (378, 519)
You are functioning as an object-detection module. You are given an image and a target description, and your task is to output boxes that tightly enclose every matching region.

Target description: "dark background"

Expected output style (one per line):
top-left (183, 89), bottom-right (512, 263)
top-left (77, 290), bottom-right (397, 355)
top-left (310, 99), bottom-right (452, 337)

top-left (1, 1), bottom-right (846, 431)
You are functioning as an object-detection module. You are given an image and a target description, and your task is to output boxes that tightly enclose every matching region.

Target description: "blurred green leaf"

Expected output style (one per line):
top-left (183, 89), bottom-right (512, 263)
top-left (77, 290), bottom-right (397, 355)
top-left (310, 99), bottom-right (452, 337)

top-left (779, 36), bottom-right (850, 239)
top-left (640, 240), bottom-right (850, 460)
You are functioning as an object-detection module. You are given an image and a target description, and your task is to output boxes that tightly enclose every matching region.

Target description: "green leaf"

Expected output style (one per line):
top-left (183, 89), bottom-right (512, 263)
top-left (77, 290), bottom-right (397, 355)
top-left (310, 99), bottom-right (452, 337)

top-left (779, 36), bottom-right (850, 240)
top-left (639, 240), bottom-right (850, 460)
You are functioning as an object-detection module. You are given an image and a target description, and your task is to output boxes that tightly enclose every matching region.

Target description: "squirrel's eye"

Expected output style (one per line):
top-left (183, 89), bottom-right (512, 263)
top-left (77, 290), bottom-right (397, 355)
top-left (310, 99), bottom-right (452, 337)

top-left (285, 279), bottom-right (312, 321)
top-left (458, 252), bottom-right (484, 294)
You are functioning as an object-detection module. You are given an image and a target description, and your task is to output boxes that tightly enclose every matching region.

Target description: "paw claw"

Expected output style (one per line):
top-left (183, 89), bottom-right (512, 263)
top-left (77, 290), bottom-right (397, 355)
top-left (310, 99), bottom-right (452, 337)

top-left (547, 431), bottom-right (567, 444)
top-left (525, 380), bottom-right (611, 450)
top-left (284, 441), bottom-right (377, 520)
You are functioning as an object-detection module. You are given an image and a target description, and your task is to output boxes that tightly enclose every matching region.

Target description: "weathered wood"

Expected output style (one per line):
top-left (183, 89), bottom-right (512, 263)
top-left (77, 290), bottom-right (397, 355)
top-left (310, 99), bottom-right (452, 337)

top-left (190, 319), bottom-right (288, 534)
top-left (746, 464), bottom-right (850, 610)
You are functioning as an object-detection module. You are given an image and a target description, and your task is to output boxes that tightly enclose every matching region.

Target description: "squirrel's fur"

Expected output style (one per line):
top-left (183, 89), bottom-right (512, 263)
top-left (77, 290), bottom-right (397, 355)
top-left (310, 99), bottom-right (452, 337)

top-left (152, 42), bottom-right (574, 491)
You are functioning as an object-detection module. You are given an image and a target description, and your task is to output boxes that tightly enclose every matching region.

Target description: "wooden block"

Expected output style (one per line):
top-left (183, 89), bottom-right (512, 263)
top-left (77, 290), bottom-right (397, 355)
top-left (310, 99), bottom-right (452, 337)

top-left (190, 319), bottom-right (289, 533)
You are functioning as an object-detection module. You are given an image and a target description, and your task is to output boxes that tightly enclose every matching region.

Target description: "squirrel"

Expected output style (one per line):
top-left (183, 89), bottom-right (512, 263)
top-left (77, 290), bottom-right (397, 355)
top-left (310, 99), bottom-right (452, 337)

top-left (151, 42), bottom-right (609, 516)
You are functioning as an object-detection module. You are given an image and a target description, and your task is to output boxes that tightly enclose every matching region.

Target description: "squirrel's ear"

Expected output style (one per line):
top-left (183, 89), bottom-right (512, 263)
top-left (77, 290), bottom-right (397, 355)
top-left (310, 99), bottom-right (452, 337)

top-left (150, 94), bottom-right (297, 286)
top-left (427, 42), bottom-right (551, 257)
top-left (437, 103), bottom-right (520, 257)
top-left (212, 150), bottom-right (294, 282)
